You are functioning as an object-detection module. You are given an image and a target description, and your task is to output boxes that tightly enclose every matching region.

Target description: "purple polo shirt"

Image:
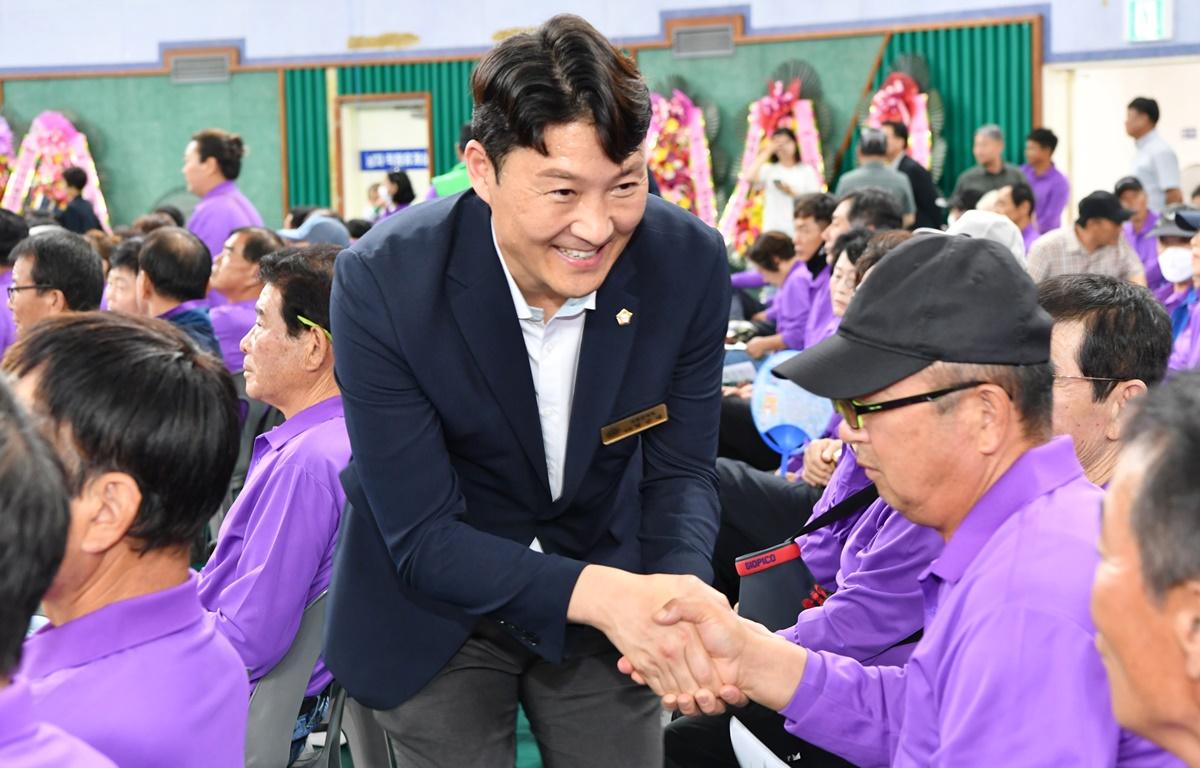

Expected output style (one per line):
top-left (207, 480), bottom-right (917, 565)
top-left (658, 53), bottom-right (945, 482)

top-left (772, 262), bottom-right (814, 350)
top-left (781, 497), bottom-right (942, 668)
top-left (188, 180), bottom-right (263, 262)
top-left (0, 270), bottom-right (16, 358)
top-left (791, 446), bottom-right (872, 588)
top-left (21, 574), bottom-right (248, 768)
top-left (1124, 211), bottom-right (1170, 301)
top-left (1021, 162), bottom-right (1070, 234)
top-left (210, 298), bottom-right (257, 372)
top-left (198, 396), bottom-right (350, 697)
top-left (802, 265), bottom-right (833, 349)
top-left (1169, 305), bottom-right (1200, 371)
top-left (778, 438), bottom-right (1180, 767)
top-left (0, 677), bottom-right (115, 767)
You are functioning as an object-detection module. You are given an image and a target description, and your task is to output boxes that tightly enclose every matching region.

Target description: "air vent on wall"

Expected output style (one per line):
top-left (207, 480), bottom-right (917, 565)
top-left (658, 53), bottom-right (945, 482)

top-left (672, 24), bottom-right (735, 59)
top-left (170, 54), bottom-right (231, 84)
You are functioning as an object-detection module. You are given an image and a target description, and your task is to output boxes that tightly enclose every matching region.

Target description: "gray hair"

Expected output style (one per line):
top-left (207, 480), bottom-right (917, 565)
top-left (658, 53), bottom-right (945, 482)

top-left (925, 360), bottom-right (1053, 442)
top-left (859, 128), bottom-right (888, 157)
top-left (975, 124), bottom-right (1005, 143)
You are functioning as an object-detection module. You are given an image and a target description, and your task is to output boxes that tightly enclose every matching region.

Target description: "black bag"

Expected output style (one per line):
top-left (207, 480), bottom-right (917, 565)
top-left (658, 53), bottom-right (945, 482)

top-left (735, 484), bottom-right (879, 631)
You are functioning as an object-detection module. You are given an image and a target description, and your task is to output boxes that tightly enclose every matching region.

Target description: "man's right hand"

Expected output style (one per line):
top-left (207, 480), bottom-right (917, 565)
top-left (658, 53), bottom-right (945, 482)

top-left (800, 439), bottom-right (842, 487)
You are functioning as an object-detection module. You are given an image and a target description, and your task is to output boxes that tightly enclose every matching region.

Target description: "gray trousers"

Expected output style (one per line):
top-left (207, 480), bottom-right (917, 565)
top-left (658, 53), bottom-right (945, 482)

top-left (372, 620), bottom-right (662, 767)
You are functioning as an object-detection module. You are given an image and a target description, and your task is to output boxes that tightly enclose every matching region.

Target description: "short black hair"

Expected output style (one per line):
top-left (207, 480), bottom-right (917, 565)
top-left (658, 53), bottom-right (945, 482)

top-left (458, 122), bottom-right (473, 153)
top-left (191, 129), bottom-right (246, 180)
top-left (844, 188), bottom-right (904, 231)
top-left (10, 232), bottom-right (104, 311)
top-left (138, 227), bottom-right (212, 302)
top-left (470, 14), bottom-right (650, 174)
top-left (830, 227), bottom-right (872, 267)
top-left (1037, 274), bottom-right (1171, 401)
top-left (346, 218), bottom-right (373, 239)
top-left (793, 193), bottom-right (836, 226)
top-left (0, 209), bottom-right (30, 267)
top-left (1123, 371), bottom-right (1200, 598)
top-left (1026, 127), bottom-right (1058, 153)
top-left (258, 245), bottom-right (339, 338)
top-left (3, 313), bottom-right (239, 554)
top-left (108, 236), bottom-right (143, 274)
top-left (153, 205), bottom-right (186, 227)
top-left (0, 378), bottom-right (70, 677)
top-left (859, 128), bottom-right (888, 157)
top-left (1009, 181), bottom-right (1036, 214)
top-left (229, 226), bottom-right (283, 264)
top-left (61, 166), bottom-right (88, 192)
top-left (386, 170), bottom-right (416, 206)
top-left (286, 206), bottom-right (317, 229)
top-left (881, 120), bottom-right (908, 143)
top-left (949, 188), bottom-right (984, 213)
top-left (745, 231), bottom-right (795, 273)
top-left (1128, 97), bottom-right (1160, 125)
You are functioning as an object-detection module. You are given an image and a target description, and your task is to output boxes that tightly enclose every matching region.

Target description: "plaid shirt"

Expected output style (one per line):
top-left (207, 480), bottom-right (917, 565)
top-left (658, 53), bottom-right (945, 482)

top-left (1026, 226), bottom-right (1144, 283)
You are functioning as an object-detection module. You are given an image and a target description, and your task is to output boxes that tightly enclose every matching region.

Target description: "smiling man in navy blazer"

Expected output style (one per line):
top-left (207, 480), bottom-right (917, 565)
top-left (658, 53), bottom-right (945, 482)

top-left (326, 14), bottom-right (731, 766)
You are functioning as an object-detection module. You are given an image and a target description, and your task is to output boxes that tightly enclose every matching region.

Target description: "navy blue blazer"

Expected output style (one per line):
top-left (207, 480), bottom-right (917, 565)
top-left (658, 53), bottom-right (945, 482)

top-left (324, 191), bottom-right (730, 708)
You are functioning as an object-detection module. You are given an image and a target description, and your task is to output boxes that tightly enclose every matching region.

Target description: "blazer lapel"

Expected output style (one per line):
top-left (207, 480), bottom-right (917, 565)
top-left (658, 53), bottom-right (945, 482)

top-left (557, 247), bottom-right (640, 506)
top-left (446, 196), bottom-right (550, 494)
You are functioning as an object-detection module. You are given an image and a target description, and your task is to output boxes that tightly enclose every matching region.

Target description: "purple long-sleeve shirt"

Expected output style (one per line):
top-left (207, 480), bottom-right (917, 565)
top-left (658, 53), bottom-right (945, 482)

top-left (21, 574), bottom-right (248, 768)
top-left (791, 446), bottom-right (872, 588)
top-left (198, 396), bottom-right (350, 697)
top-left (731, 269), bottom-right (766, 290)
top-left (802, 266), bottom-right (833, 349)
top-left (781, 497), bottom-right (943, 668)
top-left (1124, 212), bottom-right (1171, 301)
top-left (209, 298), bottom-right (256, 372)
top-left (0, 677), bottom-right (115, 767)
top-left (1022, 162), bottom-right (1070, 234)
top-left (1169, 303), bottom-right (1200, 371)
top-left (772, 262), bottom-right (815, 350)
top-left (0, 271), bottom-right (16, 358)
top-left (188, 180), bottom-right (263, 262)
top-left (778, 437), bottom-right (1180, 767)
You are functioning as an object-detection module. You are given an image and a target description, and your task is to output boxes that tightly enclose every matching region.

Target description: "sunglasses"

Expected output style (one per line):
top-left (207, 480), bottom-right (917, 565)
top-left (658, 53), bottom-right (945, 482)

top-left (834, 380), bottom-right (985, 430)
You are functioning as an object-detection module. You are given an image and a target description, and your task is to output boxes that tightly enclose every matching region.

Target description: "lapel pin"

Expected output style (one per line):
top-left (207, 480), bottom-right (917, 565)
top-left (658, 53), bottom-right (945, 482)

top-left (616, 308), bottom-right (633, 326)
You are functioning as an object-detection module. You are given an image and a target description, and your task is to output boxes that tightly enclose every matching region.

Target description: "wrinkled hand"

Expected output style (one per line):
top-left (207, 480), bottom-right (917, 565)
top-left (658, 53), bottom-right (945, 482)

top-left (800, 439), bottom-right (842, 487)
top-left (745, 336), bottom-right (772, 360)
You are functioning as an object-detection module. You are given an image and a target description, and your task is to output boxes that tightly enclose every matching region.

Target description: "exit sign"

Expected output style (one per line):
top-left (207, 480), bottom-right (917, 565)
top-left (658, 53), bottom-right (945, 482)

top-left (1126, 0), bottom-right (1173, 43)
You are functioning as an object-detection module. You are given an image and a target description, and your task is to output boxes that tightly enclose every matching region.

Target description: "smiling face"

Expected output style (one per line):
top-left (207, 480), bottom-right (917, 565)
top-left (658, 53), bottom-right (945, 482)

top-left (465, 122), bottom-right (647, 316)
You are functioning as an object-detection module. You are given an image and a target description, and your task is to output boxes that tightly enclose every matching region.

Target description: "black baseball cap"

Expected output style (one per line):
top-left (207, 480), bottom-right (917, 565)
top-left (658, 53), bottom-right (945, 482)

top-left (1078, 191), bottom-right (1133, 224)
top-left (1114, 176), bottom-right (1144, 196)
top-left (772, 235), bottom-right (1051, 399)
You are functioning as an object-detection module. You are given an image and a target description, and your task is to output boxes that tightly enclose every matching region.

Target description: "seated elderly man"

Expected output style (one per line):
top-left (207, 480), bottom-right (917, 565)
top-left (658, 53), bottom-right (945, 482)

top-left (5, 313), bottom-right (248, 768)
top-left (0, 380), bottom-right (114, 767)
top-left (135, 226), bottom-right (223, 359)
top-left (6, 231), bottom-right (103, 339)
top-left (198, 245), bottom-right (349, 762)
top-left (624, 235), bottom-right (1180, 766)
top-left (208, 226), bottom-right (282, 372)
top-left (1093, 373), bottom-right (1200, 767)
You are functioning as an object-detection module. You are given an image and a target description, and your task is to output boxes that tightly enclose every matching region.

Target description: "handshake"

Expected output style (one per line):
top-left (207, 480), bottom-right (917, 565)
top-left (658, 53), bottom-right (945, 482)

top-left (568, 565), bottom-right (809, 716)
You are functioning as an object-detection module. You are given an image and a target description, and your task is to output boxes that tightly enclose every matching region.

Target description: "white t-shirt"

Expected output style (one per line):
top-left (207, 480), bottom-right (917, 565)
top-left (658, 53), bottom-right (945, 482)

top-left (757, 162), bottom-right (820, 237)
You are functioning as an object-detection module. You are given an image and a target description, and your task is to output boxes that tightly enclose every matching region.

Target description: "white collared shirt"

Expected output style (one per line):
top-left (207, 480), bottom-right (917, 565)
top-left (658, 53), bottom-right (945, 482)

top-left (493, 226), bottom-right (595, 502)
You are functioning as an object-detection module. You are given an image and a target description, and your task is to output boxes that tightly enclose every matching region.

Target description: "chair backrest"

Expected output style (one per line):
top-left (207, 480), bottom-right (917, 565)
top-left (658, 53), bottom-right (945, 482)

top-left (245, 591), bottom-right (328, 768)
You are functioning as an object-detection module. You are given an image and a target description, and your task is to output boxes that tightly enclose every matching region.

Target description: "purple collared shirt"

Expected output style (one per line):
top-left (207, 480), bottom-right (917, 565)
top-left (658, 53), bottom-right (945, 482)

top-left (22, 574), bottom-right (248, 768)
top-left (802, 266), bottom-right (833, 349)
top-left (188, 180), bottom-right (263, 262)
top-left (210, 298), bottom-right (257, 372)
top-left (199, 396), bottom-right (350, 696)
top-left (0, 677), bottom-right (115, 767)
top-left (772, 262), bottom-right (815, 350)
top-left (1021, 162), bottom-right (1070, 234)
top-left (1124, 211), bottom-right (1171, 301)
top-left (1169, 304), bottom-right (1200, 372)
top-left (779, 437), bottom-right (1180, 767)
top-left (0, 270), bottom-right (16, 358)
top-left (781, 497), bottom-right (942, 668)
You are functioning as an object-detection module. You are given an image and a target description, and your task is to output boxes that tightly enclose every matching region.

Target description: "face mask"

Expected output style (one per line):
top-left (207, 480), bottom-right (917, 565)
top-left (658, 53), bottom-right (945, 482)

top-left (1158, 246), bottom-right (1194, 284)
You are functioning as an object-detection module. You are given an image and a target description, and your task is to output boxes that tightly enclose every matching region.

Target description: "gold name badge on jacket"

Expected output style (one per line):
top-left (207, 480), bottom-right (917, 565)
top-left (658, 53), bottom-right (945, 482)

top-left (600, 404), bottom-right (668, 445)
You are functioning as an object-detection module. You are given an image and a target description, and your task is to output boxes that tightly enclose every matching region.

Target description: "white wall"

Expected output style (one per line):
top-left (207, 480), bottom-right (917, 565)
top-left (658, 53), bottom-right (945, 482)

top-left (1045, 55), bottom-right (1200, 220)
top-left (1, 0), bottom-right (1198, 73)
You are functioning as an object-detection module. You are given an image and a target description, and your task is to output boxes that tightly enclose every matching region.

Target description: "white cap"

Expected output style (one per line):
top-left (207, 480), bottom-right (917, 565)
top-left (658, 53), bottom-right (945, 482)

top-left (915, 210), bottom-right (1027, 268)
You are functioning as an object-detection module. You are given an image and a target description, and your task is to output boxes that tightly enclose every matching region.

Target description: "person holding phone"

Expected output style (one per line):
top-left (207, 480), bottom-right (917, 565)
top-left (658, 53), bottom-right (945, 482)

top-left (741, 128), bottom-right (821, 239)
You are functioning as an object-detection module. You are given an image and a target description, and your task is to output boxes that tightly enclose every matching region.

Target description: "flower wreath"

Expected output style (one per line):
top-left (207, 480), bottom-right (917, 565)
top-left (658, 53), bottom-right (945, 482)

top-left (644, 89), bottom-right (717, 226)
top-left (1, 111), bottom-right (111, 231)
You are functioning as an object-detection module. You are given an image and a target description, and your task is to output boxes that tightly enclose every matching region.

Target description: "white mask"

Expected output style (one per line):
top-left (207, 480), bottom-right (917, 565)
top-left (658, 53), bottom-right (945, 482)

top-left (1158, 246), bottom-right (1194, 284)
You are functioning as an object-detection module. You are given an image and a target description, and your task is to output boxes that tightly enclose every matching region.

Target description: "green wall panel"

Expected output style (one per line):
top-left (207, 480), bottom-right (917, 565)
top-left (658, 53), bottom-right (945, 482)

top-left (337, 60), bottom-right (477, 176)
top-left (284, 68), bottom-right (331, 209)
top-left (1, 72), bottom-right (283, 230)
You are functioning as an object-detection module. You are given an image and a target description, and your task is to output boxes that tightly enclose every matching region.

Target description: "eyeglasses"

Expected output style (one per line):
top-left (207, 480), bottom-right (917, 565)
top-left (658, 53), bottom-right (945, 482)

top-left (6, 284), bottom-right (51, 300)
top-left (834, 380), bottom-right (985, 430)
top-left (296, 314), bottom-right (333, 342)
top-left (1052, 374), bottom-right (1121, 384)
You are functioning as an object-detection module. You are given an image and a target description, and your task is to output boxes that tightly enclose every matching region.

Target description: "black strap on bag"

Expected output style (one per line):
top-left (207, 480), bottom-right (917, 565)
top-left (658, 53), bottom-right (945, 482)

top-left (791, 483), bottom-right (880, 539)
